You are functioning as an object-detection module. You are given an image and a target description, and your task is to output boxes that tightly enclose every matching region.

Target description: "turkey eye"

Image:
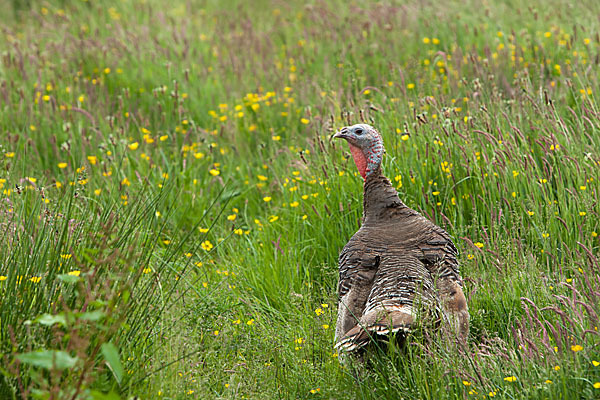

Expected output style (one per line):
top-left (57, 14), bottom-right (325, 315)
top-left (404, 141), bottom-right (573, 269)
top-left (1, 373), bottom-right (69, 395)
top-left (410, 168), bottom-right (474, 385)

top-left (355, 128), bottom-right (364, 135)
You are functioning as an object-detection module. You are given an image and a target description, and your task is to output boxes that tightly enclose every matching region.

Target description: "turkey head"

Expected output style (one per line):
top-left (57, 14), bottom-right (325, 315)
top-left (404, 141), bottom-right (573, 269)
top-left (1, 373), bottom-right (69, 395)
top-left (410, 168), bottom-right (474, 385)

top-left (333, 124), bottom-right (384, 180)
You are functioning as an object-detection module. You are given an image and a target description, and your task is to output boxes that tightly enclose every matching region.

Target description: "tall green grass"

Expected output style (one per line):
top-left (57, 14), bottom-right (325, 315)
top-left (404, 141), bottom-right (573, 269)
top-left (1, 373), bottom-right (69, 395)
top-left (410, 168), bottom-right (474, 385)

top-left (0, 0), bottom-right (599, 398)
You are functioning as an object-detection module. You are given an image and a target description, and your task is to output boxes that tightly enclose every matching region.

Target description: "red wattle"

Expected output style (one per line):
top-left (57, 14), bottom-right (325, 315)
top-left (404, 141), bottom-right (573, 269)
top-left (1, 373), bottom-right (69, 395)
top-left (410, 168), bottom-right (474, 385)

top-left (348, 144), bottom-right (367, 180)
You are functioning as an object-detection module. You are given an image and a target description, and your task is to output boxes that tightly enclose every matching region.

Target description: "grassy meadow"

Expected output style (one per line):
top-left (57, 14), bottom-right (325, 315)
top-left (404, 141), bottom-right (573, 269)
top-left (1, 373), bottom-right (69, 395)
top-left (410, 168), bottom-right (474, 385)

top-left (1, 0), bottom-right (600, 398)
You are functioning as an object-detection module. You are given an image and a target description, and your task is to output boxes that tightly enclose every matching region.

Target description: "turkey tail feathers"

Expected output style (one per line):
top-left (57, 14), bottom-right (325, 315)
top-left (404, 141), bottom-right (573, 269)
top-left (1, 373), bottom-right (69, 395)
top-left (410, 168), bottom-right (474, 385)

top-left (335, 306), bottom-right (414, 352)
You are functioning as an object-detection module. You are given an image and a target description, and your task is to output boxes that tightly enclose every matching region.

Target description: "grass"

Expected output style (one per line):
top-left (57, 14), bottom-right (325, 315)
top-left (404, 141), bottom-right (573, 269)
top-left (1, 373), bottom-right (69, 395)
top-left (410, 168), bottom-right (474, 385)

top-left (0, 0), bottom-right (599, 398)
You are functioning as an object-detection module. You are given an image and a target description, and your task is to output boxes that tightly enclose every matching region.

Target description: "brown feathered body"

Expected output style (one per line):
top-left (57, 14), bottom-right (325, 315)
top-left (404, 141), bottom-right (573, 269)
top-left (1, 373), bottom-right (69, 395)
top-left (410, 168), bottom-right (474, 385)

top-left (335, 167), bottom-right (469, 352)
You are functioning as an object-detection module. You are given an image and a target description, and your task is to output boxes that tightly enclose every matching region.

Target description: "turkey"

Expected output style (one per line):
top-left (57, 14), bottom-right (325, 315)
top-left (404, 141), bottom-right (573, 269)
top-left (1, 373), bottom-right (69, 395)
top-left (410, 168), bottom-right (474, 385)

top-left (333, 123), bottom-right (469, 353)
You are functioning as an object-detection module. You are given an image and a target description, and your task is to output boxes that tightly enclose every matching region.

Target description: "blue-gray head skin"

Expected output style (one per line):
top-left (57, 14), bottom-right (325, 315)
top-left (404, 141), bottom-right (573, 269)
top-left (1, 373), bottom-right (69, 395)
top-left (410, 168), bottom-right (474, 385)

top-left (333, 124), bottom-right (384, 180)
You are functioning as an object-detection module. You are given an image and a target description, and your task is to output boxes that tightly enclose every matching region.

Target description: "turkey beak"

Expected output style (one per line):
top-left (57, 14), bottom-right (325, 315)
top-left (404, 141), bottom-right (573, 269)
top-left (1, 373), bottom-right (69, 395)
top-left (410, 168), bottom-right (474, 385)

top-left (332, 129), bottom-right (350, 141)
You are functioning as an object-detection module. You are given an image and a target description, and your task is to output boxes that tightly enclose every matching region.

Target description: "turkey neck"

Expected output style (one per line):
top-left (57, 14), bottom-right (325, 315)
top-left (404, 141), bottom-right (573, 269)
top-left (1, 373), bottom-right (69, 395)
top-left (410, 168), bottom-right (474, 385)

top-left (362, 166), bottom-right (407, 224)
